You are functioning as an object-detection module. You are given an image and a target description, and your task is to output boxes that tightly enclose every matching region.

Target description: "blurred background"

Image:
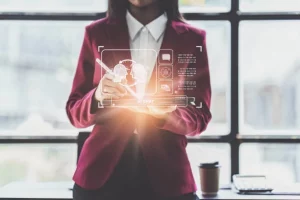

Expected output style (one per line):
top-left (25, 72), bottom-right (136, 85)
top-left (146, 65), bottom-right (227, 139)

top-left (0, 0), bottom-right (300, 188)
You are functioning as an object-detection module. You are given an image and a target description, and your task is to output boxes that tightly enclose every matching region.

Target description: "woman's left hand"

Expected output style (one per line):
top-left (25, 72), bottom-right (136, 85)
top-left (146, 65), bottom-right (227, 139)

top-left (147, 105), bottom-right (177, 119)
top-left (125, 105), bottom-right (177, 119)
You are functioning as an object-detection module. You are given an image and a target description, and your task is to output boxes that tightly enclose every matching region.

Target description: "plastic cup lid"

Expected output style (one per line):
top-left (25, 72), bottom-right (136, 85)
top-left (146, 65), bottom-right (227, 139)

top-left (199, 161), bottom-right (220, 168)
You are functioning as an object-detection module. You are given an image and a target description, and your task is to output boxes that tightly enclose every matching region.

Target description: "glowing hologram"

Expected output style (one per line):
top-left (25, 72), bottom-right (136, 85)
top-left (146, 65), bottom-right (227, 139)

top-left (130, 63), bottom-right (147, 84)
top-left (100, 95), bottom-right (196, 107)
top-left (196, 46), bottom-right (203, 52)
top-left (161, 84), bottom-right (171, 92)
top-left (98, 102), bottom-right (104, 108)
top-left (162, 54), bottom-right (171, 61)
top-left (119, 59), bottom-right (136, 64)
top-left (158, 49), bottom-right (173, 65)
top-left (97, 46), bottom-right (104, 52)
top-left (113, 63), bottom-right (127, 83)
top-left (101, 49), bottom-right (158, 95)
top-left (196, 102), bottom-right (203, 109)
top-left (96, 48), bottom-right (199, 108)
top-left (159, 65), bottom-right (173, 79)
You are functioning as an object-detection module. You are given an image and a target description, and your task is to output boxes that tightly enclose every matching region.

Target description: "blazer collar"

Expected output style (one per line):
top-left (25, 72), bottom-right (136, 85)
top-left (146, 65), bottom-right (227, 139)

top-left (169, 20), bottom-right (189, 35)
top-left (106, 17), bottom-right (189, 36)
top-left (125, 11), bottom-right (168, 42)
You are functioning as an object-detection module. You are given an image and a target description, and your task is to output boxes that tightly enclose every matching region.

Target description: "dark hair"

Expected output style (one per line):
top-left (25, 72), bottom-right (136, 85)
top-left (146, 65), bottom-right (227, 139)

top-left (107, 0), bottom-right (184, 21)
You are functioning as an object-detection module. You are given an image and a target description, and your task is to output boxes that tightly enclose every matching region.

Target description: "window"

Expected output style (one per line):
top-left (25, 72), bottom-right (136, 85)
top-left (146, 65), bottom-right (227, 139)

top-left (0, 0), bottom-right (108, 12)
top-left (236, 0), bottom-right (300, 186)
top-left (240, 0), bottom-right (300, 12)
top-left (240, 144), bottom-right (300, 183)
top-left (0, 144), bottom-right (76, 186)
top-left (188, 21), bottom-right (231, 136)
top-left (179, 0), bottom-right (231, 13)
top-left (1, 0), bottom-right (300, 187)
top-left (0, 21), bottom-right (89, 134)
top-left (240, 21), bottom-right (300, 134)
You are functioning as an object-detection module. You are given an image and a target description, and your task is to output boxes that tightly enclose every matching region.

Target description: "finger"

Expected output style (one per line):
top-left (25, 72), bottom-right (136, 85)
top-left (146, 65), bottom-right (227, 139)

top-left (105, 80), bottom-right (127, 94)
top-left (136, 106), bottom-right (149, 113)
top-left (124, 106), bottom-right (138, 112)
top-left (121, 79), bottom-right (127, 85)
top-left (102, 86), bottom-right (125, 97)
top-left (158, 106), bottom-right (176, 112)
top-left (124, 106), bottom-right (148, 114)
top-left (103, 78), bottom-right (118, 88)
top-left (151, 106), bottom-right (177, 112)
top-left (102, 93), bottom-right (121, 100)
top-left (99, 74), bottom-right (114, 88)
top-left (105, 83), bottom-right (126, 95)
top-left (148, 106), bottom-right (168, 115)
top-left (147, 106), bottom-right (160, 114)
top-left (103, 73), bottom-right (114, 80)
top-left (122, 106), bottom-right (139, 114)
top-left (166, 105), bottom-right (177, 112)
top-left (171, 105), bottom-right (177, 111)
top-left (103, 79), bottom-right (126, 94)
top-left (116, 84), bottom-right (127, 94)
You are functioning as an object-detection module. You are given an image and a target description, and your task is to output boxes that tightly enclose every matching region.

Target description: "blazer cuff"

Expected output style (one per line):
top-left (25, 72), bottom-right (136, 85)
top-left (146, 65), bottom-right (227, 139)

top-left (84, 87), bottom-right (98, 119)
top-left (90, 88), bottom-right (101, 114)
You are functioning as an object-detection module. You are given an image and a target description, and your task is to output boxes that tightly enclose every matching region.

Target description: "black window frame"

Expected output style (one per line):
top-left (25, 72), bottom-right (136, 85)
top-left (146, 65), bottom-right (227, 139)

top-left (1, 0), bottom-right (300, 183)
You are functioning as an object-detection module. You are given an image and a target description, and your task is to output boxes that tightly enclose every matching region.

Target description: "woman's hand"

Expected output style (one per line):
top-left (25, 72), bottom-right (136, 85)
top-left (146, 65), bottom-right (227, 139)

top-left (94, 74), bottom-right (127, 104)
top-left (125, 105), bottom-right (177, 119)
top-left (147, 105), bottom-right (177, 119)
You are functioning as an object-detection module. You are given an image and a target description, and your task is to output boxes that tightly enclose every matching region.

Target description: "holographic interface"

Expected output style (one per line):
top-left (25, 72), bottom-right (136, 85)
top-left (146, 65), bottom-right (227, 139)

top-left (96, 48), bottom-right (200, 108)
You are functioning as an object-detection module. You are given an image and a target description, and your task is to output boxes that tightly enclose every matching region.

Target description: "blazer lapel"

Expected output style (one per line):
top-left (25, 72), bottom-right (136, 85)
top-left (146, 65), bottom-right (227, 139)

top-left (146, 20), bottom-right (188, 94)
top-left (160, 21), bottom-right (186, 50)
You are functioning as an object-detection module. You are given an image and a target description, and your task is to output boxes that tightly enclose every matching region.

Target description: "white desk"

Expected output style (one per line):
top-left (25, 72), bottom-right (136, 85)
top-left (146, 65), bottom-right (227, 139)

top-left (0, 182), bottom-right (299, 200)
top-left (0, 181), bottom-right (73, 199)
top-left (197, 191), bottom-right (300, 199)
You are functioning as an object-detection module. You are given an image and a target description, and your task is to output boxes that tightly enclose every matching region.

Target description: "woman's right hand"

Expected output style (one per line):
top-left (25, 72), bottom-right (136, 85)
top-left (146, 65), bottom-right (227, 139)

top-left (94, 73), bottom-right (127, 104)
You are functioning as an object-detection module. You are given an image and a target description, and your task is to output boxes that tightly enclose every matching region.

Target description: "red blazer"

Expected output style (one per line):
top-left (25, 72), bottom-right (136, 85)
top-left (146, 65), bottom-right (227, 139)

top-left (66, 17), bottom-right (212, 197)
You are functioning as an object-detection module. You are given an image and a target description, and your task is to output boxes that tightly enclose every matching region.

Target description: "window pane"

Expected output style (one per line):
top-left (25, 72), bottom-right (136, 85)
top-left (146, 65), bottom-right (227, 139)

top-left (0, 0), bottom-right (107, 12)
top-left (0, 21), bottom-right (90, 134)
top-left (0, 144), bottom-right (76, 186)
top-left (240, 144), bottom-right (300, 183)
top-left (179, 0), bottom-right (231, 13)
top-left (240, 21), bottom-right (300, 134)
top-left (188, 21), bottom-right (230, 136)
top-left (240, 0), bottom-right (300, 12)
top-left (186, 143), bottom-right (231, 187)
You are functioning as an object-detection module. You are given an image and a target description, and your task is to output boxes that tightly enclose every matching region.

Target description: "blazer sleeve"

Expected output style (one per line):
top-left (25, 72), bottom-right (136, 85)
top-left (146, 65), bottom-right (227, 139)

top-left (152, 32), bottom-right (212, 136)
top-left (66, 26), bottom-right (99, 128)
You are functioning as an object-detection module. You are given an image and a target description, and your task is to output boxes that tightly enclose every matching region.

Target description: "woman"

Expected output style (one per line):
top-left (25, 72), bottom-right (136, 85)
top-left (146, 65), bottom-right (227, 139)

top-left (66, 0), bottom-right (212, 199)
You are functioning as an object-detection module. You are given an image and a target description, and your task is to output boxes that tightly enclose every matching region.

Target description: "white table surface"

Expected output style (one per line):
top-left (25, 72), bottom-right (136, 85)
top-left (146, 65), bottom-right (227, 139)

top-left (0, 181), bottom-right (300, 199)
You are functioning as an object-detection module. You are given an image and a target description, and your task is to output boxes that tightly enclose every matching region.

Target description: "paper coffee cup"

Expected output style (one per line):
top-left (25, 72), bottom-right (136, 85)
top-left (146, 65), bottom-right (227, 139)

top-left (199, 161), bottom-right (220, 196)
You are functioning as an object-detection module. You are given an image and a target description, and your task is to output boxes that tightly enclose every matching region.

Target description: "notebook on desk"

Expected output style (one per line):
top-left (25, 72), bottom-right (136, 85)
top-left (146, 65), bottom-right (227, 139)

top-left (263, 183), bottom-right (300, 195)
top-left (232, 183), bottom-right (300, 195)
